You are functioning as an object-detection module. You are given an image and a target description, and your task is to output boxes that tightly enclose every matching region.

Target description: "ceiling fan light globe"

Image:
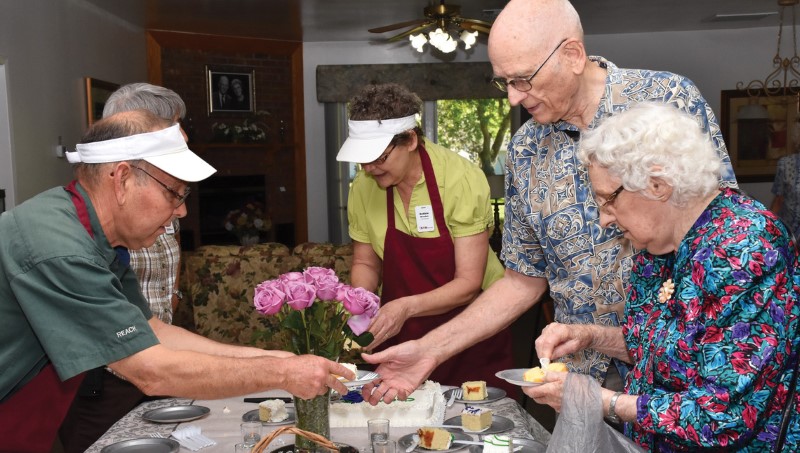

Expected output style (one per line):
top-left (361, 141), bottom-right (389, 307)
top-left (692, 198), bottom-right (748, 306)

top-left (460, 30), bottom-right (478, 47)
top-left (409, 33), bottom-right (428, 52)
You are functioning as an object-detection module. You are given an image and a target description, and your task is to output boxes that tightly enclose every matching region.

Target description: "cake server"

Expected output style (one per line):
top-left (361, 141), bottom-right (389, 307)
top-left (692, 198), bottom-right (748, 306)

top-left (405, 434), bottom-right (420, 452)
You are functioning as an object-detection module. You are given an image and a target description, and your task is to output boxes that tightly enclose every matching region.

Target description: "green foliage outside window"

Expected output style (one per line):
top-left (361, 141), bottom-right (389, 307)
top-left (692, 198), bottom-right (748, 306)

top-left (436, 98), bottom-right (511, 175)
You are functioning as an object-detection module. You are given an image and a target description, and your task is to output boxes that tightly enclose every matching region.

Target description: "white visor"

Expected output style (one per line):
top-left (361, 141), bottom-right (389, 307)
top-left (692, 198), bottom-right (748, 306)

top-left (336, 114), bottom-right (418, 163)
top-left (67, 124), bottom-right (216, 182)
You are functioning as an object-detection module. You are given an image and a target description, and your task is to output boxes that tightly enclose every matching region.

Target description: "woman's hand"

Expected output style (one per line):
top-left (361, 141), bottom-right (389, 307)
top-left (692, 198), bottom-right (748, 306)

top-left (524, 371), bottom-right (568, 412)
top-left (535, 322), bottom-right (594, 362)
top-left (365, 298), bottom-right (411, 350)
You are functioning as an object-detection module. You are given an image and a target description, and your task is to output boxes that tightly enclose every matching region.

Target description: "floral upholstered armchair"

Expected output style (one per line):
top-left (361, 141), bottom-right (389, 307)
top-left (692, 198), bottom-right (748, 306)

top-left (175, 242), bottom-right (354, 350)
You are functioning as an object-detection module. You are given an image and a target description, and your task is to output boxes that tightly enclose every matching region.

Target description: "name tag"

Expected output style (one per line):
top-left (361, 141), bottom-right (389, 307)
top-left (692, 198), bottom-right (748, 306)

top-left (415, 205), bottom-right (435, 232)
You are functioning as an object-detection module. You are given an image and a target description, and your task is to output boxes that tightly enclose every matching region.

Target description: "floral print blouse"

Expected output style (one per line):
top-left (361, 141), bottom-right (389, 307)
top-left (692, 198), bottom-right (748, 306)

top-left (623, 189), bottom-right (800, 452)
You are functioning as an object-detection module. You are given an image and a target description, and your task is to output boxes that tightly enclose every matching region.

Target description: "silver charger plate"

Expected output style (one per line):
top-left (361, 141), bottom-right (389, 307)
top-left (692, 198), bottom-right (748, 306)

top-left (443, 415), bottom-right (514, 434)
top-left (242, 408), bottom-right (296, 426)
top-left (444, 386), bottom-right (507, 404)
top-left (466, 438), bottom-right (547, 453)
top-left (495, 369), bottom-right (542, 387)
top-left (398, 431), bottom-right (473, 452)
top-left (100, 437), bottom-right (180, 453)
top-left (141, 405), bottom-right (211, 423)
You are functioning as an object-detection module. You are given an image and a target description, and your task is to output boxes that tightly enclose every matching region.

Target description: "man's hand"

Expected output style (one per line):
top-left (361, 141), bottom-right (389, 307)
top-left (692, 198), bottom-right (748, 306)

top-left (365, 300), bottom-right (410, 350)
top-left (360, 340), bottom-right (436, 404)
top-left (523, 370), bottom-right (568, 412)
top-left (281, 355), bottom-right (354, 399)
top-left (535, 322), bottom-right (593, 362)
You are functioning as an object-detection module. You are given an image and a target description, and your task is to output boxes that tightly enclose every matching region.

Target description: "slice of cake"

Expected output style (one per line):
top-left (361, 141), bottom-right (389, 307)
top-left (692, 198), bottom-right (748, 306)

top-left (335, 362), bottom-right (359, 381)
top-left (461, 380), bottom-right (487, 400)
top-left (523, 362), bottom-right (568, 383)
top-left (417, 427), bottom-right (453, 450)
top-left (482, 435), bottom-right (512, 453)
top-left (461, 405), bottom-right (492, 431)
top-left (258, 399), bottom-right (289, 422)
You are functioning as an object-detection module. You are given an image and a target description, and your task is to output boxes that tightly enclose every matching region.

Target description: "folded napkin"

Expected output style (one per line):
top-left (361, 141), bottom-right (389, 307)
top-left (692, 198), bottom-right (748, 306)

top-left (171, 424), bottom-right (216, 451)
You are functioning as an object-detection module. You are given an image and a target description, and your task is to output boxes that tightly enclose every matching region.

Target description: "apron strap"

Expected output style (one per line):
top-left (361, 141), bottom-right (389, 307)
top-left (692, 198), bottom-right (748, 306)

top-left (386, 144), bottom-right (450, 236)
top-left (0, 181), bottom-right (97, 452)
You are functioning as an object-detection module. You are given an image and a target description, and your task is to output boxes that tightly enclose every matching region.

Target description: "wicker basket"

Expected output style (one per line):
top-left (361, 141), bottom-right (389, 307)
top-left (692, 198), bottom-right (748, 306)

top-left (250, 426), bottom-right (340, 453)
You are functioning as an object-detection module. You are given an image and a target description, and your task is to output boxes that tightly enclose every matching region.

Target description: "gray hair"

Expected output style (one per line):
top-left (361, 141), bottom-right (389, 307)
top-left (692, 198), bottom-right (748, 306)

top-left (102, 83), bottom-right (186, 122)
top-left (578, 102), bottom-right (721, 207)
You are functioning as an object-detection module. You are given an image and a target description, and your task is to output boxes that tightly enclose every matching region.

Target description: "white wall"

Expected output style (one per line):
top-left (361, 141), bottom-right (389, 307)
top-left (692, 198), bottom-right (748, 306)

top-left (303, 26), bottom-right (780, 242)
top-left (0, 0), bottom-right (146, 206)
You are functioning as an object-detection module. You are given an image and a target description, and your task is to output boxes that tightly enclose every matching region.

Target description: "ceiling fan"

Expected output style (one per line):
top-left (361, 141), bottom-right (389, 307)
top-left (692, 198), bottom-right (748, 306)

top-left (368, 1), bottom-right (493, 52)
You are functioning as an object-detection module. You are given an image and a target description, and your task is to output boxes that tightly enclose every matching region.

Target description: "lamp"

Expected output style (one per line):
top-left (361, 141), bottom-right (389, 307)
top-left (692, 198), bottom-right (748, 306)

top-left (736, 0), bottom-right (800, 96)
top-left (486, 174), bottom-right (505, 255)
top-left (410, 28), bottom-right (478, 53)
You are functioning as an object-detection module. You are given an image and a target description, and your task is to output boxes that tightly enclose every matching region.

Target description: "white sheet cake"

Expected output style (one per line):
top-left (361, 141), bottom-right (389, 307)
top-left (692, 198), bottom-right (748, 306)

top-left (329, 380), bottom-right (445, 428)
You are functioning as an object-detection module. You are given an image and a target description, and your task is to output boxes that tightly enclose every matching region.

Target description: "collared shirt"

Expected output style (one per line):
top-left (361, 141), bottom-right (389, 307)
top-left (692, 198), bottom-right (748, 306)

top-left (771, 153), bottom-right (800, 237)
top-left (129, 220), bottom-right (180, 324)
top-left (0, 184), bottom-right (158, 401)
top-left (348, 138), bottom-right (504, 290)
top-left (502, 56), bottom-right (738, 382)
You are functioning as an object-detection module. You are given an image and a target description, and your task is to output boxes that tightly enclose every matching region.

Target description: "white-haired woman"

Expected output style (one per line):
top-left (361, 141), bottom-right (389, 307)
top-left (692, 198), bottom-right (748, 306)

top-left (529, 102), bottom-right (800, 451)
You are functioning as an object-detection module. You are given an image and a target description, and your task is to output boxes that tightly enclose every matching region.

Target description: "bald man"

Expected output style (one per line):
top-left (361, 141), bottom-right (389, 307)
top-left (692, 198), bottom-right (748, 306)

top-left (361, 0), bottom-right (737, 406)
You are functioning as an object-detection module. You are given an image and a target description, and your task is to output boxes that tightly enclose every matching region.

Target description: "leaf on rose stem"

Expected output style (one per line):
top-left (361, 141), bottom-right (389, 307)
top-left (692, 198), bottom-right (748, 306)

top-left (343, 324), bottom-right (374, 347)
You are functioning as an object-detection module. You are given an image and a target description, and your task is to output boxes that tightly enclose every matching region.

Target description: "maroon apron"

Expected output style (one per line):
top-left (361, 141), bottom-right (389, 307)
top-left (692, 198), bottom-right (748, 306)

top-left (380, 146), bottom-right (515, 394)
top-left (0, 181), bottom-right (91, 453)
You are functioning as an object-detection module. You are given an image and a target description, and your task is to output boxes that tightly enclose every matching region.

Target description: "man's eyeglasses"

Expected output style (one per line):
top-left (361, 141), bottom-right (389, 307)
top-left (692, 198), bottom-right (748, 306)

top-left (365, 145), bottom-right (396, 166)
top-left (491, 38), bottom-right (568, 93)
top-left (596, 185), bottom-right (624, 212)
top-left (131, 165), bottom-right (190, 207)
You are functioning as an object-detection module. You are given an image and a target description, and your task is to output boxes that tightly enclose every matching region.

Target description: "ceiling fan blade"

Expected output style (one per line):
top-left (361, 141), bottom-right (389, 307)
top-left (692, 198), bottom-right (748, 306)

top-left (459, 19), bottom-right (493, 34)
top-left (386, 22), bottom-right (435, 42)
top-left (369, 19), bottom-right (428, 34)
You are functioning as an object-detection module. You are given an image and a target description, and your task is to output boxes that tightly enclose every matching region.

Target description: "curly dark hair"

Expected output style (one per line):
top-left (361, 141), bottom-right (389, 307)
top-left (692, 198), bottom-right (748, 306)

top-left (348, 83), bottom-right (424, 147)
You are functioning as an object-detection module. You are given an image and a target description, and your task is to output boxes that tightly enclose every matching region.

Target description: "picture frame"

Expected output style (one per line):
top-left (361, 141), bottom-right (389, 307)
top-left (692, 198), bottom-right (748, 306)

top-left (720, 88), bottom-right (800, 182)
top-left (85, 78), bottom-right (119, 126)
top-left (206, 67), bottom-right (255, 114)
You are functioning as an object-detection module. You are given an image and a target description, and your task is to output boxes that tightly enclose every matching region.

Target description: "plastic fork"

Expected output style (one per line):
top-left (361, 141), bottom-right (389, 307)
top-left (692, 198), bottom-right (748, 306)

top-left (447, 388), bottom-right (462, 407)
top-left (359, 371), bottom-right (379, 381)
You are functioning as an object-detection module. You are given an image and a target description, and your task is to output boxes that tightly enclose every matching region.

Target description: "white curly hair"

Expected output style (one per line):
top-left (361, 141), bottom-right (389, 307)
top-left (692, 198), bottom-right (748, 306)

top-left (578, 102), bottom-right (722, 207)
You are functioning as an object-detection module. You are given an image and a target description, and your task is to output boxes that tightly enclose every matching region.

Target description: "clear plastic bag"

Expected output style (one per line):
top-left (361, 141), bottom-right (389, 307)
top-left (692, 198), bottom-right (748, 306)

top-left (545, 373), bottom-right (645, 453)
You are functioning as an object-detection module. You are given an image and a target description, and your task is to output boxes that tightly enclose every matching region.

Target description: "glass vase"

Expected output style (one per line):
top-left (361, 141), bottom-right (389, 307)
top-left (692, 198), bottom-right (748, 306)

top-left (238, 234), bottom-right (259, 246)
top-left (293, 390), bottom-right (331, 452)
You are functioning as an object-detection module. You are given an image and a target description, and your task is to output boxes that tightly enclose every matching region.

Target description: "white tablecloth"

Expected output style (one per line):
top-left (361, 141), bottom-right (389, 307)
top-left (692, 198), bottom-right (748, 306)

top-left (87, 388), bottom-right (551, 452)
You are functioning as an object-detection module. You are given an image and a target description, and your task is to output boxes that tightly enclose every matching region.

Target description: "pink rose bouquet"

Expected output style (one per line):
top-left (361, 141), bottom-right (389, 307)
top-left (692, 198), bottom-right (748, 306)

top-left (253, 267), bottom-right (379, 358)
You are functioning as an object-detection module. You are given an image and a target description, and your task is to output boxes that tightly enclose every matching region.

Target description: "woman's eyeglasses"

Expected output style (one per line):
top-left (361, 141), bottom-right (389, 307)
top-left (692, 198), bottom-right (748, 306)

top-left (596, 185), bottom-right (624, 211)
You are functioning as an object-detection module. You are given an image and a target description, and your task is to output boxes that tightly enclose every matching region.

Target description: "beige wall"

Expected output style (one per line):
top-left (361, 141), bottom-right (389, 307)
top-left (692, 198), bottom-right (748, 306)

top-left (0, 0), bottom-right (146, 207)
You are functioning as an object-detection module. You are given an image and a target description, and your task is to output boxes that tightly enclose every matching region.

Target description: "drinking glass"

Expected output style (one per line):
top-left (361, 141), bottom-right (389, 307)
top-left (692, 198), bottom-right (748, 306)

top-left (368, 418), bottom-right (390, 447)
top-left (240, 421), bottom-right (262, 447)
top-left (372, 439), bottom-right (396, 453)
top-left (234, 443), bottom-right (252, 452)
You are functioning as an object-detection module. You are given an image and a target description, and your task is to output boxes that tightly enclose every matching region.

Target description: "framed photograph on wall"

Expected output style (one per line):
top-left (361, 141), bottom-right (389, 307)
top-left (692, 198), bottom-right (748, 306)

top-left (720, 88), bottom-right (800, 182)
top-left (206, 67), bottom-right (255, 114)
top-left (85, 78), bottom-right (120, 126)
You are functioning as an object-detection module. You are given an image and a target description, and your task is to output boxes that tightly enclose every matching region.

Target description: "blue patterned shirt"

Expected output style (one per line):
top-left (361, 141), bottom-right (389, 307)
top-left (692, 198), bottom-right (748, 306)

top-left (771, 153), bottom-right (800, 237)
top-left (501, 57), bottom-right (738, 381)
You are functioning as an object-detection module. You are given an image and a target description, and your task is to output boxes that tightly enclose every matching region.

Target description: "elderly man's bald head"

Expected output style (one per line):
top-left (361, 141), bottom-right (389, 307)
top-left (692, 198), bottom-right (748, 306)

top-left (489, 0), bottom-right (583, 65)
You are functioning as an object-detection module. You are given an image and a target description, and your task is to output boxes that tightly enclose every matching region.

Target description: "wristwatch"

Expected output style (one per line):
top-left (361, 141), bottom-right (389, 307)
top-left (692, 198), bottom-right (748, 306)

top-left (607, 391), bottom-right (623, 424)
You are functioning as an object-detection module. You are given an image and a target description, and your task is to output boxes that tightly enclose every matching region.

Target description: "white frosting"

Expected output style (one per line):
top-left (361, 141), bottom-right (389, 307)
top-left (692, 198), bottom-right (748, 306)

top-left (330, 380), bottom-right (445, 428)
top-left (483, 435), bottom-right (511, 453)
top-left (259, 399), bottom-right (289, 422)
